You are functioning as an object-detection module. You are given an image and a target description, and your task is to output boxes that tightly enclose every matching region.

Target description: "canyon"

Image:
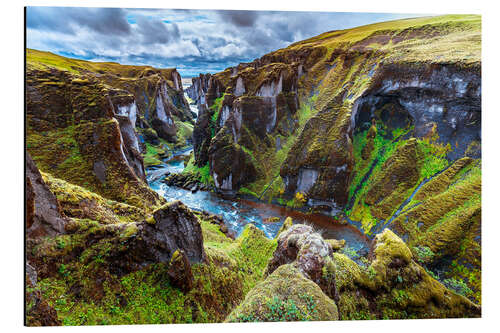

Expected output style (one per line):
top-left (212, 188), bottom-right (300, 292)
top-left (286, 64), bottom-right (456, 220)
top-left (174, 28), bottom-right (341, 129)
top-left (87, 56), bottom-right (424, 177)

top-left (25, 14), bottom-right (481, 325)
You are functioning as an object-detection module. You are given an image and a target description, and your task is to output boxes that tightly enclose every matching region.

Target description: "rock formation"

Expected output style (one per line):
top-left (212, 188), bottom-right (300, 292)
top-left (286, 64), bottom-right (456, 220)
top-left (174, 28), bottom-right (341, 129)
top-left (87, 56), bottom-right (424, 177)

top-left (187, 15), bottom-right (482, 303)
top-left (24, 14), bottom-right (482, 325)
top-left (26, 49), bottom-right (195, 209)
top-left (26, 153), bottom-right (67, 238)
top-left (233, 223), bottom-right (480, 321)
top-left (189, 15), bottom-right (481, 212)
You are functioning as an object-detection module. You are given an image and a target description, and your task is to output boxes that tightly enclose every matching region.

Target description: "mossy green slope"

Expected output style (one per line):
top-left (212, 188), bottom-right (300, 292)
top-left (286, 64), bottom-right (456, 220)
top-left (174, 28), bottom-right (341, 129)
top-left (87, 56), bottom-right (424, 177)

top-left (193, 14), bottom-right (480, 203)
top-left (226, 264), bottom-right (339, 322)
top-left (27, 212), bottom-right (276, 325)
top-left (190, 13), bottom-right (482, 308)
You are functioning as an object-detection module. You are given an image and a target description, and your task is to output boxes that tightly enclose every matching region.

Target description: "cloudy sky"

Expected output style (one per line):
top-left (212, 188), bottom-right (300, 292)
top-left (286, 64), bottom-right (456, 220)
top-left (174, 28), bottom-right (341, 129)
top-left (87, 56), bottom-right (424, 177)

top-left (26, 7), bottom-right (425, 77)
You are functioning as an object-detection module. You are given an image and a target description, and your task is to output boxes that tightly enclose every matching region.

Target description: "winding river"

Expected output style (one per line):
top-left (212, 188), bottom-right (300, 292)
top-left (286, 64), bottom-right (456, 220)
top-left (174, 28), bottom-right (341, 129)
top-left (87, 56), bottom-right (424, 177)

top-left (144, 80), bottom-right (370, 255)
top-left (146, 148), bottom-right (370, 255)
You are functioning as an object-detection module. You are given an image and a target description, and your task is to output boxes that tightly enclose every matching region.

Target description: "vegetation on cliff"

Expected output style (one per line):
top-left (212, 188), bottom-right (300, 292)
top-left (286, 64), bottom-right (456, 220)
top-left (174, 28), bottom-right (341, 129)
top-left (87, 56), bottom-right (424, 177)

top-left (188, 14), bottom-right (481, 305)
top-left (25, 14), bottom-right (481, 325)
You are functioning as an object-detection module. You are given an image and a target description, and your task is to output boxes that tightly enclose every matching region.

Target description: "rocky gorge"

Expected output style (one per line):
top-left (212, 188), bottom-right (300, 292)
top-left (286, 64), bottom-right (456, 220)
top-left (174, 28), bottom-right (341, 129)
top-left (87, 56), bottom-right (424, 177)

top-left (25, 14), bottom-right (481, 326)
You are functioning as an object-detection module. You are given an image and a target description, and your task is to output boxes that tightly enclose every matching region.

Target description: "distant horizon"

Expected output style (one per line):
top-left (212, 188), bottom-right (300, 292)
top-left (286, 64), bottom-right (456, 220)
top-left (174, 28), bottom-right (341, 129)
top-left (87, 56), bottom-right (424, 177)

top-left (26, 7), bottom-right (426, 77)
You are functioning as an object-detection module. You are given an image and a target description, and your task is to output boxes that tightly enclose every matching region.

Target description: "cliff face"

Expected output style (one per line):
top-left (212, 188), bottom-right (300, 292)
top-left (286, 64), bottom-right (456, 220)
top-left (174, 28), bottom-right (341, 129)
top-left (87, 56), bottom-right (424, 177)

top-left (26, 49), bottom-right (195, 208)
top-left (189, 14), bottom-right (481, 302)
top-left (190, 15), bottom-right (481, 205)
top-left (24, 14), bottom-right (482, 326)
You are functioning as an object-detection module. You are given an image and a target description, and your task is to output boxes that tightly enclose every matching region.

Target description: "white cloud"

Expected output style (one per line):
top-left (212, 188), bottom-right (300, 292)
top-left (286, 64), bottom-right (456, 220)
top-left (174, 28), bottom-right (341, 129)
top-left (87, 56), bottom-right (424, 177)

top-left (26, 7), bottom-right (426, 76)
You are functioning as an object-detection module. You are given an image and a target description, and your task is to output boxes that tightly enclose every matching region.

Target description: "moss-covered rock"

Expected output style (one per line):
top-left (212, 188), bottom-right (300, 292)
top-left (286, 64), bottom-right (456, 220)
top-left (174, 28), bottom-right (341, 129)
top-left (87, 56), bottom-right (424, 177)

top-left (167, 249), bottom-right (194, 293)
top-left (26, 214), bottom-right (277, 325)
top-left (329, 229), bottom-right (480, 319)
top-left (276, 216), bottom-right (293, 236)
top-left (26, 49), bottom-right (196, 211)
top-left (42, 171), bottom-right (146, 224)
top-left (225, 264), bottom-right (339, 322)
top-left (266, 224), bottom-right (332, 283)
top-left (26, 153), bottom-right (68, 238)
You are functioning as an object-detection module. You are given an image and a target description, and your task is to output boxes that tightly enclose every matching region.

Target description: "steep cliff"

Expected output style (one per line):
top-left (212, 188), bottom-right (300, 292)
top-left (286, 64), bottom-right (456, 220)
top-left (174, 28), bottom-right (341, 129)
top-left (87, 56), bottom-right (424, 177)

top-left (189, 14), bottom-right (481, 303)
top-left (24, 14), bottom-right (482, 325)
top-left (191, 15), bottom-right (480, 202)
top-left (26, 49), bottom-right (195, 208)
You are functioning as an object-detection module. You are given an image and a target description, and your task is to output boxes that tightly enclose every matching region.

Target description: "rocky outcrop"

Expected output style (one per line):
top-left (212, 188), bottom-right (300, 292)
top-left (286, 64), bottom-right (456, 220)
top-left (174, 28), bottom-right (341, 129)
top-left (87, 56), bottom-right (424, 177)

top-left (111, 94), bottom-right (146, 181)
top-left (26, 153), bottom-right (67, 238)
top-left (190, 63), bottom-right (300, 193)
top-left (226, 264), bottom-right (339, 322)
top-left (186, 73), bottom-right (211, 107)
top-left (150, 81), bottom-right (178, 142)
top-left (27, 201), bottom-right (204, 280)
top-left (140, 201), bottom-right (205, 264)
top-left (163, 173), bottom-right (212, 192)
top-left (41, 172), bottom-right (146, 225)
top-left (260, 223), bottom-right (480, 320)
top-left (265, 224), bottom-right (332, 284)
top-left (208, 125), bottom-right (257, 195)
top-left (192, 103), bottom-right (213, 167)
top-left (26, 60), bottom-right (163, 209)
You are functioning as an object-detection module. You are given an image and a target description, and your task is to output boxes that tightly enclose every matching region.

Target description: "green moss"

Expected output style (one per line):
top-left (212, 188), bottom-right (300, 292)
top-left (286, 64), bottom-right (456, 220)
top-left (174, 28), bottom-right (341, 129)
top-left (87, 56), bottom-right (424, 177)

top-left (416, 139), bottom-right (450, 179)
top-left (143, 141), bottom-right (169, 167)
top-left (226, 264), bottom-right (338, 322)
top-left (276, 217), bottom-right (293, 237)
top-left (210, 95), bottom-right (224, 123)
top-left (30, 218), bottom-right (277, 326)
top-left (348, 132), bottom-right (452, 234)
top-left (42, 172), bottom-right (146, 224)
top-left (238, 187), bottom-right (258, 197)
top-left (182, 157), bottom-right (213, 185)
top-left (173, 120), bottom-right (194, 148)
top-left (28, 119), bottom-right (161, 210)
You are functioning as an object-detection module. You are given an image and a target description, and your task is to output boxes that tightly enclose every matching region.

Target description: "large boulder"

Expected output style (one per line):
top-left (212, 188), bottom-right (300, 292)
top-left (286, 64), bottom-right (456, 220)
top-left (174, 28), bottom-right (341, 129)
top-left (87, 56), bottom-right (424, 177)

top-left (266, 224), bottom-right (332, 283)
top-left (26, 153), bottom-right (67, 238)
top-left (225, 264), bottom-right (338, 322)
top-left (141, 200), bottom-right (205, 264)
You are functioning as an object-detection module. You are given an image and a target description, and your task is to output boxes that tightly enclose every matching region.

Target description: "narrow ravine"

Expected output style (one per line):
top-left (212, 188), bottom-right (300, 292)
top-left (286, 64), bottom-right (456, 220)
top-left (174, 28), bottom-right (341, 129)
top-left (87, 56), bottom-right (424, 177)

top-left (146, 80), bottom-right (370, 253)
top-left (146, 149), bottom-right (370, 253)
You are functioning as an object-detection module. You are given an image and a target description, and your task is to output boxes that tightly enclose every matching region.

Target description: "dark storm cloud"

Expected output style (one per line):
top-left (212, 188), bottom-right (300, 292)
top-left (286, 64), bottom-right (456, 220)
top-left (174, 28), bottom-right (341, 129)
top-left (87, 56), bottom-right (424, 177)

top-left (26, 7), bottom-right (425, 77)
top-left (135, 16), bottom-right (180, 45)
top-left (216, 10), bottom-right (259, 27)
top-left (27, 7), bottom-right (131, 36)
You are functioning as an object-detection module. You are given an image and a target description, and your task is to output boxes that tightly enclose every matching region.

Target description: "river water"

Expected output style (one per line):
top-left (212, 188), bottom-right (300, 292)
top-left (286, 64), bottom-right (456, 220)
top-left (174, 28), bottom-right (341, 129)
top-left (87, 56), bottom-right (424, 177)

top-left (144, 80), bottom-right (370, 254)
top-left (146, 149), bottom-right (370, 254)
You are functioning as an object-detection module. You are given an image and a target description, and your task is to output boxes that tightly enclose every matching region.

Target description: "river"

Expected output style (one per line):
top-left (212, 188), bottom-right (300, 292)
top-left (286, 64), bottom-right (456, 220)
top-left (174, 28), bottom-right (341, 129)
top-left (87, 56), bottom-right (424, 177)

top-left (146, 149), bottom-right (370, 255)
top-left (144, 80), bottom-right (371, 255)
